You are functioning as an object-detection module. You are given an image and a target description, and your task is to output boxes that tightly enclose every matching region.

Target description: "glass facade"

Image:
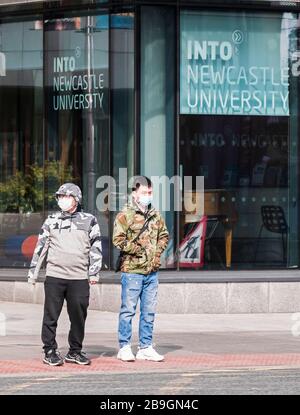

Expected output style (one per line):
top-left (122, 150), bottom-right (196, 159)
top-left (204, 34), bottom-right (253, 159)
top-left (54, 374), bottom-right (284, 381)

top-left (111, 12), bottom-right (135, 268)
top-left (44, 14), bottom-right (110, 266)
top-left (0, 18), bottom-right (43, 267)
top-left (179, 10), bottom-right (300, 269)
top-left (140, 6), bottom-right (175, 268)
top-left (0, 1), bottom-right (300, 276)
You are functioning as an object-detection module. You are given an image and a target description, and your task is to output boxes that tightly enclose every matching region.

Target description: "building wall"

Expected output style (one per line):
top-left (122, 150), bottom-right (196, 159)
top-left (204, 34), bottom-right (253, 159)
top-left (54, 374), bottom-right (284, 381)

top-left (0, 0), bottom-right (300, 278)
top-left (1, 278), bottom-right (300, 313)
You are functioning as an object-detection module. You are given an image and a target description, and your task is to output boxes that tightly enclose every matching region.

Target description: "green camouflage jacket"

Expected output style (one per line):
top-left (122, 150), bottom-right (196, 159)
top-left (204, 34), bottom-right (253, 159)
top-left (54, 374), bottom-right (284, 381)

top-left (112, 199), bottom-right (169, 275)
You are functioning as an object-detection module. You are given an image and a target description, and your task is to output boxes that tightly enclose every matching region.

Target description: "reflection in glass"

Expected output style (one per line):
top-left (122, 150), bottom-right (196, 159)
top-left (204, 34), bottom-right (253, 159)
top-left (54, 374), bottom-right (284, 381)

top-left (111, 12), bottom-right (135, 268)
top-left (179, 10), bottom-right (299, 269)
top-left (0, 19), bottom-right (43, 267)
top-left (140, 6), bottom-right (175, 269)
top-left (44, 14), bottom-right (109, 267)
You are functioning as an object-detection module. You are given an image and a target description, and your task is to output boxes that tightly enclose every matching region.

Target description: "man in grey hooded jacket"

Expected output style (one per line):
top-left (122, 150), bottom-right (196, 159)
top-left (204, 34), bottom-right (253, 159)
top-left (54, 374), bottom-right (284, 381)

top-left (28, 183), bottom-right (102, 366)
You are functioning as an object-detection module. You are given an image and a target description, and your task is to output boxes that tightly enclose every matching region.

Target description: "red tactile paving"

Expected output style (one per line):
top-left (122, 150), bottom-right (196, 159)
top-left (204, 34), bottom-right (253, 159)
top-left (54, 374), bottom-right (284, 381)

top-left (1, 354), bottom-right (300, 375)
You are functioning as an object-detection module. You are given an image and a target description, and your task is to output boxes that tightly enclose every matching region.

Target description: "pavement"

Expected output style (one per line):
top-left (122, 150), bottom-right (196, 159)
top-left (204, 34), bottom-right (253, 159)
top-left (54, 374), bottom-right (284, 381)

top-left (1, 300), bottom-right (300, 379)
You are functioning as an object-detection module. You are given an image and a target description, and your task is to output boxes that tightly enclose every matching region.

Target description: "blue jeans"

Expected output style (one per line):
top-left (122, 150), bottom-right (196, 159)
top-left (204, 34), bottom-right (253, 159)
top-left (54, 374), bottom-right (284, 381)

top-left (118, 272), bottom-right (158, 349)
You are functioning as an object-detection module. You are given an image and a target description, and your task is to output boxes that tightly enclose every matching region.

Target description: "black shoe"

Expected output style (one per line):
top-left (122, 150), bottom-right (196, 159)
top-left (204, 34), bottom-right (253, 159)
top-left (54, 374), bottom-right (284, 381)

top-left (65, 351), bottom-right (91, 365)
top-left (43, 349), bottom-right (64, 366)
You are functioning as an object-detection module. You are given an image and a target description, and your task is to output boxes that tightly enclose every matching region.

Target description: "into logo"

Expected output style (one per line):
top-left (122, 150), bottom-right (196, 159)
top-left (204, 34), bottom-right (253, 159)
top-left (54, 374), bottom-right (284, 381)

top-left (75, 46), bottom-right (81, 59)
top-left (187, 40), bottom-right (233, 61)
top-left (0, 52), bottom-right (6, 76)
top-left (232, 30), bottom-right (244, 45)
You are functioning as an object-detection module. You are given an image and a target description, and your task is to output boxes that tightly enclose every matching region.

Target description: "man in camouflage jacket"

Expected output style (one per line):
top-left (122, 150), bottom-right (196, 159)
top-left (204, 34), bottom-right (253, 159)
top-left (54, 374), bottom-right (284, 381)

top-left (113, 176), bottom-right (169, 362)
top-left (27, 183), bottom-right (102, 366)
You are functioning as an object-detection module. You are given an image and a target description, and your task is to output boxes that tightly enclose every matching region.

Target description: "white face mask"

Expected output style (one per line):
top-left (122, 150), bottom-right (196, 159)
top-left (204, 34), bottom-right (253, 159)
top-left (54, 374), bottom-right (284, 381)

top-left (57, 197), bottom-right (74, 212)
top-left (138, 195), bottom-right (153, 207)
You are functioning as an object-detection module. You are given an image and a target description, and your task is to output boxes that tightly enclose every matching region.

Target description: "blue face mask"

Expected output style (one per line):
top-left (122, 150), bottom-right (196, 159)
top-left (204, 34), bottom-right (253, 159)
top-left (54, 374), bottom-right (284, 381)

top-left (138, 195), bottom-right (153, 207)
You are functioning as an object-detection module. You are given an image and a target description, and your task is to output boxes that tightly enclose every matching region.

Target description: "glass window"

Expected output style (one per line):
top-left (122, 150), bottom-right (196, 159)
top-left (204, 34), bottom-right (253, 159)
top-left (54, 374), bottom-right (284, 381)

top-left (111, 12), bottom-right (135, 268)
top-left (140, 6), bottom-right (176, 269)
top-left (179, 10), bottom-right (300, 269)
top-left (0, 18), bottom-right (43, 267)
top-left (44, 13), bottom-right (110, 267)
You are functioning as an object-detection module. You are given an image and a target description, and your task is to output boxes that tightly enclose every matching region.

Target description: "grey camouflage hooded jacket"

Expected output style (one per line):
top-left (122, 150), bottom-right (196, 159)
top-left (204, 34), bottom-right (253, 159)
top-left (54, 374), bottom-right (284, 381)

top-left (28, 209), bottom-right (102, 283)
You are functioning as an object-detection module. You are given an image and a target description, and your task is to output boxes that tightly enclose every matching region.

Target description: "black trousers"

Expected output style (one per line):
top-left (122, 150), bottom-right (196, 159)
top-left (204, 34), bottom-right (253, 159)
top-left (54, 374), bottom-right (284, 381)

top-left (42, 276), bottom-right (90, 354)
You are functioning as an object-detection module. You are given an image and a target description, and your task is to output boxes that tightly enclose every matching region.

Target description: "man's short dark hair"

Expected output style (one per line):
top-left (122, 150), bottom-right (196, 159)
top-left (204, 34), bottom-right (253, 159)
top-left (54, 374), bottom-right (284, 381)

top-left (131, 176), bottom-right (153, 192)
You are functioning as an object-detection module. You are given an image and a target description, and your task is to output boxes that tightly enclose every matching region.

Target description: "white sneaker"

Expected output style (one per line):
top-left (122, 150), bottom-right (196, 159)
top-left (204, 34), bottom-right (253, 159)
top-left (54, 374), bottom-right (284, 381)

top-left (117, 345), bottom-right (135, 362)
top-left (136, 345), bottom-right (164, 362)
